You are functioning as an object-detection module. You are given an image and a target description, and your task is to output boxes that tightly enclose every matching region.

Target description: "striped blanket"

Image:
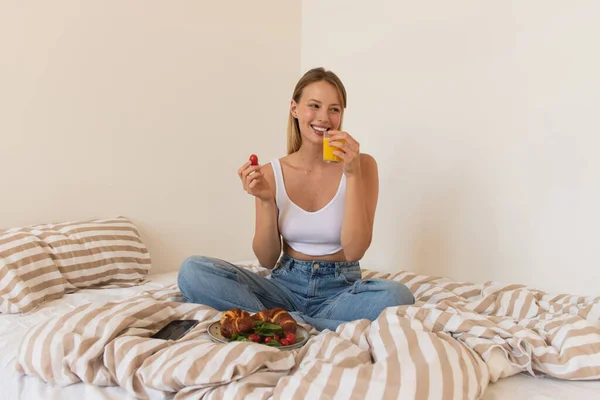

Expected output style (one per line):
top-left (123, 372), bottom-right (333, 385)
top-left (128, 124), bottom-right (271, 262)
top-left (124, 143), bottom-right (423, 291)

top-left (15, 265), bottom-right (600, 399)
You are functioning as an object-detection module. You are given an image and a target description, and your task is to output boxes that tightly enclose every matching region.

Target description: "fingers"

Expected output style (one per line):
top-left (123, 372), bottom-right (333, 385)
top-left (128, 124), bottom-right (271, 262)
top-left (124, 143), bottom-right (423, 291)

top-left (240, 164), bottom-right (261, 181)
top-left (328, 130), bottom-right (352, 143)
top-left (328, 139), bottom-right (359, 158)
top-left (332, 150), bottom-right (349, 162)
top-left (327, 130), bottom-right (359, 152)
top-left (237, 161), bottom-right (251, 178)
top-left (238, 160), bottom-right (268, 198)
top-left (327, 140), bottom-right (346, 150)
top-left (244, 169), bottom-right (264, 193)
top-left (246, 171), bottom-right (263, 187)
top-left (248, 179), bottom-right (260, 189)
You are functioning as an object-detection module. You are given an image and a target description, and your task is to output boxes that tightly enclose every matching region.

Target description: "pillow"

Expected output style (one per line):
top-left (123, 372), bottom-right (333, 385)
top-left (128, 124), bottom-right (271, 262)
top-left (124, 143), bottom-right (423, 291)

top-left (0, 216), bottom-right (151, 314)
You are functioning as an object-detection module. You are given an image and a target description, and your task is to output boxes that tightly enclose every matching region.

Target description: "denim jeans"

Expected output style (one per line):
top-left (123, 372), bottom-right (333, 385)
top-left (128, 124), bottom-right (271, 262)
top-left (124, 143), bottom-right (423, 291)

top-left (177, 254), bottom-right (415, 331)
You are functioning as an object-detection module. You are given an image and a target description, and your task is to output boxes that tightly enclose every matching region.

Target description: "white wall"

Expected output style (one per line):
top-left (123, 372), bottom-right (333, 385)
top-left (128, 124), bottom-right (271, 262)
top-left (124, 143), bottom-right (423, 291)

top-left (302, 1), bottom-right (600, 295)
top-left (0, 1), bottom-right (301, 273)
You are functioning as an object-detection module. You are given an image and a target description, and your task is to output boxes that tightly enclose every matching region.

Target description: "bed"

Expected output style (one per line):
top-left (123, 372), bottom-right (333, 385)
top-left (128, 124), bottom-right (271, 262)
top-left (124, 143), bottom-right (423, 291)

top-left (2, 217), bottom-right (600, 399)
top-left (0, 272), bottom-right (176, 400)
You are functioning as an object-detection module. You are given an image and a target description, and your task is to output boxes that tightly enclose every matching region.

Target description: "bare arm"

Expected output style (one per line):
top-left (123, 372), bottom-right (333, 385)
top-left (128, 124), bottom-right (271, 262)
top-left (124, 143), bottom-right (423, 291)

top-left (341, 153), bottom-right (379, 261)
top-left (242, 163), bottom-right (281, 268)
top-left (252, 196), bottom-right (281, 269)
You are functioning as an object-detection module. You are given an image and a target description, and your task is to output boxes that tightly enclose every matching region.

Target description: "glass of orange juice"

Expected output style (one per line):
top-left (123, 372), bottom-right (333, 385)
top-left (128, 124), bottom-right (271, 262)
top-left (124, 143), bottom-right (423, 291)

top-left (323, 131), bottom-right (345, 163)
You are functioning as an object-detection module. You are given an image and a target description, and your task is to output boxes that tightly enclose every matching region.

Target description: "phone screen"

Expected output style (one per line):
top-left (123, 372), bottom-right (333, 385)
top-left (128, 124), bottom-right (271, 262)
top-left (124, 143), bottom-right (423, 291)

top-left (151, 320), bottom-right (199, 341)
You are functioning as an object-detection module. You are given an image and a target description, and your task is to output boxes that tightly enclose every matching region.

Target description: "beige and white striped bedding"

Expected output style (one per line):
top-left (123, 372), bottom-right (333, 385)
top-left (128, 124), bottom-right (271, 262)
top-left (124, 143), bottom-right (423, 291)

top-left (15, 265), bottom-right (600, 399)
top-left (0, 217), bottom-right (150, 314)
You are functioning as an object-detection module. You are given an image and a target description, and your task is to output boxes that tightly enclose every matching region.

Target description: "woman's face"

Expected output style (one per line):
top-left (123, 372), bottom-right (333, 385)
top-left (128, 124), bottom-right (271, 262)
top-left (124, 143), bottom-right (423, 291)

top-left (291, 81), bottom-right (342, 147)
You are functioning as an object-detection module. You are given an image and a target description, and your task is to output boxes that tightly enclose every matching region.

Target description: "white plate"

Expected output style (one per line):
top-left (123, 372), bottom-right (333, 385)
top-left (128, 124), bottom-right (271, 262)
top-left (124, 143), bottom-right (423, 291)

top-left (207, 321), bottom-right (310, 350)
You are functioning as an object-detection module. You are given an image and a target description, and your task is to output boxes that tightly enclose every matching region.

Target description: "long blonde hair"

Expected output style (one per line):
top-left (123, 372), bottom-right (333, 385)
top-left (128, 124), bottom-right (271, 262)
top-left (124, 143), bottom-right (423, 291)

top-left (287, 68), bottom-right (347, 154)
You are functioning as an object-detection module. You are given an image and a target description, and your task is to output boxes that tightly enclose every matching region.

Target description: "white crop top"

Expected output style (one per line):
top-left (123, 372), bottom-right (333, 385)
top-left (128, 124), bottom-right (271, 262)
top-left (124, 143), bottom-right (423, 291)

top-left (270, 159), bottom-right (345, 256)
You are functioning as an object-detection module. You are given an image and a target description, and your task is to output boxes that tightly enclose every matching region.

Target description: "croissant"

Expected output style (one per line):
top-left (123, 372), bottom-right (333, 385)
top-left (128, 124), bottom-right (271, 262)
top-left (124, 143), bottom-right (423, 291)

top-left (251, 308), bottom-right (274, 323)
top-left (270, 308), bottom-right (297, 333)
top-left (220, 308), bottom-right (255, 338)
top-left (252, 307), bottom-right (297, 333)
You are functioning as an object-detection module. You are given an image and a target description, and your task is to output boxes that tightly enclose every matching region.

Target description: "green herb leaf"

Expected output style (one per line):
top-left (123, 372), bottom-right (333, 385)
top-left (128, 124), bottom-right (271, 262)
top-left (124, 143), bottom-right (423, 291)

top-left (254, 323), bottom-right (283, 336)
top-left (228, 333), bottom-right (252, 342)
top-left (260, 323), bottom-right (283, 331)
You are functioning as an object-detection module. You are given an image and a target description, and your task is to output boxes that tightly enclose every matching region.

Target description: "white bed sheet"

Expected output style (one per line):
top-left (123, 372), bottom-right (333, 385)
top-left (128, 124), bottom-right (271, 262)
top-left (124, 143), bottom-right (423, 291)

top-left (2, 271), bottom-right (599, 400)
top-left (483, 373), bottom-right (600, 399)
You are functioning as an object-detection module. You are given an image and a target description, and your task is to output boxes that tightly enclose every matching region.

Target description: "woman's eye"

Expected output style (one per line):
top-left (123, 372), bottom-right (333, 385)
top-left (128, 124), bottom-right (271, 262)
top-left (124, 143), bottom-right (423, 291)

top-left (330, 108), bottom-right (340, 113)
top-left (309, 104), bottom-right (319, 108)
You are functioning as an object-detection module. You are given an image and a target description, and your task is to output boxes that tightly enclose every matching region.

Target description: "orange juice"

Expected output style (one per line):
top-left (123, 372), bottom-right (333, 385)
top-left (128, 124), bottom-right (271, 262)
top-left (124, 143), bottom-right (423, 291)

top-left (323, 137), bottom-right (345, 163)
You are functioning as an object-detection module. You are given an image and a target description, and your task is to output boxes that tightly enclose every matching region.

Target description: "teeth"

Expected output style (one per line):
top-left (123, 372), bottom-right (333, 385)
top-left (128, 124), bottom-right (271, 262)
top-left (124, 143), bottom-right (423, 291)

top-left (312, 125), bottom-right (329, 132)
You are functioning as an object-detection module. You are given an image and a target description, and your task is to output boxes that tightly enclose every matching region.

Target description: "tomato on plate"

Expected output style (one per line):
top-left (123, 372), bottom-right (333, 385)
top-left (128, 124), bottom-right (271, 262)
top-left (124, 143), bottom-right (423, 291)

top-left (285, 333), bottom-right (296, 343)
top-left (248, 333), bottom-right (261, 343)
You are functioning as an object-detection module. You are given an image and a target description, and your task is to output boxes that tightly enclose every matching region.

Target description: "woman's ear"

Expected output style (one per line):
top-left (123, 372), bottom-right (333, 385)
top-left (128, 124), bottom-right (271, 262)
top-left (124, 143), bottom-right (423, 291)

top-left (290, 100), bottom-right (298, 118)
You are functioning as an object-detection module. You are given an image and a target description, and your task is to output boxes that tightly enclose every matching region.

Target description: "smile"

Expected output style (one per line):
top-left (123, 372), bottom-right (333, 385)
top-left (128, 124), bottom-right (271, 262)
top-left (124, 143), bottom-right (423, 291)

top-left (311, 125), bottom-right (329, 136)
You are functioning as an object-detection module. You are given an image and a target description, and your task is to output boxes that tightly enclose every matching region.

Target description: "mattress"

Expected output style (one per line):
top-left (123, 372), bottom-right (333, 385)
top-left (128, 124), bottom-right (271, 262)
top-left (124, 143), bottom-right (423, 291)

top-left (2, 268), bottom-right (599, 400)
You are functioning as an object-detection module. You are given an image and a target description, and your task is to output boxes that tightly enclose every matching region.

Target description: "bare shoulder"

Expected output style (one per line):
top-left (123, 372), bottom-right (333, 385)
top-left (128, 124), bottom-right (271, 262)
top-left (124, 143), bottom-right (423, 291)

top-left (260, 161), bottom-right (275, 176)
top-left (260, 160), bottom-right (275, 182)
top-left (359, 153), bottom-right (378, 177)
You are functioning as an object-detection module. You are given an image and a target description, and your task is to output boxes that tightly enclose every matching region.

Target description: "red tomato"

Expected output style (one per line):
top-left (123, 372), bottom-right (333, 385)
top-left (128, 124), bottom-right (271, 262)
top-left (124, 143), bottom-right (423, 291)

top-left (279, 338), bottom-right (291, 346)
top-left (274, 332), bottom-right (279, 341)
top-left (249, 154), bottom-right (259, 166)
top-left (248, 333), bottom-right (261, 343)
top-left (285, 333), bottom-right (296, 343)
top-left (264, 337), bottom-right (272, 343)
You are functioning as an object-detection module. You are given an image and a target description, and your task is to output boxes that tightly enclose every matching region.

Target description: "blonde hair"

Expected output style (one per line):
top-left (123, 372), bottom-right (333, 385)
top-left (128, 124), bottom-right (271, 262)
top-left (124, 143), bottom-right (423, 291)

top-left (287, 67), bottom-right (347, 154)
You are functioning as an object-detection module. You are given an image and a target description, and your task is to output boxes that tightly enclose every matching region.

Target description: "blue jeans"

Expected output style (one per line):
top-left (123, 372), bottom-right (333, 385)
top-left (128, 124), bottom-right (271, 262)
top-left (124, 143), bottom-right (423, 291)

top-left (177, 254), bottom-right (415, 331)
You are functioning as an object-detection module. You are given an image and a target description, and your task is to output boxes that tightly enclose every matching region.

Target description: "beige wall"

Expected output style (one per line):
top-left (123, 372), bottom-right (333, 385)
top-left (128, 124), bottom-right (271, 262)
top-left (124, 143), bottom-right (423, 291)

top-left (3, 1), bottom-right (599, 296)
top-left (0, 1), bottom-right (301, 273)
top-left (302, 1), bottom-right (600, 295)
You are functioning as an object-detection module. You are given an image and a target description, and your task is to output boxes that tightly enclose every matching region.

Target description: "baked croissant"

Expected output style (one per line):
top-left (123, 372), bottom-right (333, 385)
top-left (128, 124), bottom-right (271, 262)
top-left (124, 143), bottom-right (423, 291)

top-left (252, 307), bottom-right (297, 333)
top-left (220, 308), bottom-right (255, 338)
top-left (251, 308), bottom-right (274, 323)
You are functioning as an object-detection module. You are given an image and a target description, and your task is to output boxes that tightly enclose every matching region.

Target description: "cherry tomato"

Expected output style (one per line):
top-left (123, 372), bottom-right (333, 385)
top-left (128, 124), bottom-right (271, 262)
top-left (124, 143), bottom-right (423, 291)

top-left (248, 333), bottom-right (261, 343)
top-left (279, 338), bottom-right (291, 346)
top-left (264, 337), bottom-right (272, 344)
top-left (249, 154), bottom-right (259, 166)
top-left (285, 333), bottom-right (296, 343)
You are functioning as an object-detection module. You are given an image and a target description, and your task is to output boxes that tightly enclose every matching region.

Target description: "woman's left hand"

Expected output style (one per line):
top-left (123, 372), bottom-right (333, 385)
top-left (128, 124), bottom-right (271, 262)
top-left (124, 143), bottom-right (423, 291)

top-left (328, 130), bottom-right (361, 176)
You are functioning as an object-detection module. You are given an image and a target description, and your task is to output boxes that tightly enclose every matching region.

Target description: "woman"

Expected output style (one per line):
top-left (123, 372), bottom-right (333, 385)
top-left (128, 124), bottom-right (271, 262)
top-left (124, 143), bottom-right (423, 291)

top-left (178, 67), bottom-right (414, 331)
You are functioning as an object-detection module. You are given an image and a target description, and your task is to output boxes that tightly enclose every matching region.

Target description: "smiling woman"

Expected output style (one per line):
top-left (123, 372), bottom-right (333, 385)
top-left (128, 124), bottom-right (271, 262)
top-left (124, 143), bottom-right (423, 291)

top-left (177, 67), bottom-right (415, 332)
top-left (287, 75), bottom-right (346, 155)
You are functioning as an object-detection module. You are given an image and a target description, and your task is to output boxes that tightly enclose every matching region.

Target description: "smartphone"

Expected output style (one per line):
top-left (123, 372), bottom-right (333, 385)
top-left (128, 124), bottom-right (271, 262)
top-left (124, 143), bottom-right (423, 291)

top-left (151, 320), bottom-right (199, 341)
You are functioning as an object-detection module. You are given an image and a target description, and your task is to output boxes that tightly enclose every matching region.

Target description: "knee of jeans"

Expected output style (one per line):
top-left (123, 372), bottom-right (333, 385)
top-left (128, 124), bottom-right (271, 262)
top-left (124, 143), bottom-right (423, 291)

top-left (177, 256), bottom-right (212, 292)
top-left (392, 282), bottom-right (415, 305)
top-left (178, 256), bottom-right (203, 279)
top-left (361, 279), bottom-right (414, 307)
top-left (396, 282), bottom-right (415, 305)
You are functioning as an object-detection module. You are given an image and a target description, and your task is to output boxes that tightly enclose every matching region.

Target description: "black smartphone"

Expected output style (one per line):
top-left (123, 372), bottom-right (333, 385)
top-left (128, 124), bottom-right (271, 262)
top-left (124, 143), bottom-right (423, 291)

top-left (151, 320), bottom-right (199, 341)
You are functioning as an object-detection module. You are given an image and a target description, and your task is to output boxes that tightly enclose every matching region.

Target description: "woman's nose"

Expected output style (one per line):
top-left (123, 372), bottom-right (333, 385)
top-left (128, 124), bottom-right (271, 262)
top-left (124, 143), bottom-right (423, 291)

top-left (317, 108), bottom-right (329, 123)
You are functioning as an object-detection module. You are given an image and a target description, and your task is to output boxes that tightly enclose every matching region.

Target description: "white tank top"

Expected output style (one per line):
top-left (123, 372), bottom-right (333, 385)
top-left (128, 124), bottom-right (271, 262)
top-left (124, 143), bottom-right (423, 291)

top-left (270, 159), bottom-right (345, 256)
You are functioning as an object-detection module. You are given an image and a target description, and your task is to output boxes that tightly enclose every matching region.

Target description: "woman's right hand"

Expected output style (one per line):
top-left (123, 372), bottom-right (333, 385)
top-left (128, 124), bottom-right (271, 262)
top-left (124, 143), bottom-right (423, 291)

top-left (237, 161), bottom-right (273, 201)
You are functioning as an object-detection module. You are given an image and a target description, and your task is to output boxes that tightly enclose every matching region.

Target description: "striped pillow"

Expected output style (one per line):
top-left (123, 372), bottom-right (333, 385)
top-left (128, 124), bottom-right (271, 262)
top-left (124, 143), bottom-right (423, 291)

top-left (0, 217), bottom-right (151, 314)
